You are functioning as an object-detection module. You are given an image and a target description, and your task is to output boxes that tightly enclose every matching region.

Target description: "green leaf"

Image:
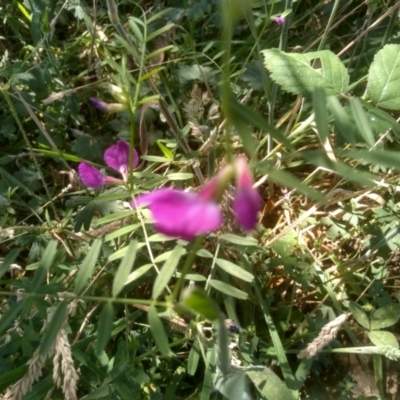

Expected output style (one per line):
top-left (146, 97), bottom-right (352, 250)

top-left (247, 368), bottom-right (295, 400)
top-left (125, 263), bottom-right (153, 285)
top-left (156, 140), bottom-right (173, 159)
top-left (0, 365), bottom-right (29, 392)
top-left (209, 279), bottom-right (248, 300)
top-left (148, 305), bottom-right (171, 356)
top-left (368, 330), bottom-right (399, 348)
top-left (367, 44), bottom-right (400, 110)
top-left (215, 258), bottom-right (254, 282)
top-left (220, 234), bottom-right (258, 247)
top-left (216, 316), bottom-right (231, 374)
top-left (0, 248), bottom-right (19, 280)
top-left (152, 245), bottom-right (185, 299)
top-left (167, 172), bottom-right (193, 181)
top-left (74, 239), bottom-right (102, 295)
top-left (96, 302), bottom-right (114, 357)
top-left (327, 96), bottom-right (357, 144)
top-left (214, 370), bottom-right (252, 400)
top-left (31, 240), bottom-right (57, 292)
top-left (181, 288), bottom-right (219, 320)
top-left (349, 98), bottom-right (375, 147)
top-left (39, 301), bottom-right (68, 355)
top-left (348, 301), bottom-right (370, 330)
top-left (0, 300), bottom-right (25, 336)
top-left (345, 149), bottom-right (400, 172)
top-left (74, 202), bottom-right (96, 232)
top-left (112, 240), bottom-right (138, 297)
top-left (105, 223), bottom-right (140, 242)
top-left (313, 87), bottom-right (329, 142)
top-left (370, 304), bottom-right (400, 330)
top-left (265, 168), bottom-right (324, 202)
top-left (262, 49), bottom-right (349, 96)
top-left (187, 341), bottom-right (200, 376)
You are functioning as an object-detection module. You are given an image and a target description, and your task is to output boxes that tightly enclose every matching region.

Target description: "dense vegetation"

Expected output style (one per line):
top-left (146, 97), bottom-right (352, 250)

top-left (2, 0), bottom-right (400, 399)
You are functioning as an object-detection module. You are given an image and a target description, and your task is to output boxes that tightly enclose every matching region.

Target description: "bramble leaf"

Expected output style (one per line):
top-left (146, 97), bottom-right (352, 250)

top-left (367, 44), bottom-right (400, 110)
top-left (262, 49), bottom-right (349, 97)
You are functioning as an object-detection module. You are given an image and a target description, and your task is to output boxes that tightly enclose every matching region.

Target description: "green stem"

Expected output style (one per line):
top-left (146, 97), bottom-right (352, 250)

top-left (172, 236), bottom-right (204, 300)
top-left (382, 4), bottom-right (399, 46)
top-left (317, 0), bottom-right (340, 51)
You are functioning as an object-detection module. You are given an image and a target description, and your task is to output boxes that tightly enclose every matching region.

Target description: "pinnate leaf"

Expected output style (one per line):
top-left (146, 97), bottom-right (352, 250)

top-left (262, 49), bottom-right (349, 97)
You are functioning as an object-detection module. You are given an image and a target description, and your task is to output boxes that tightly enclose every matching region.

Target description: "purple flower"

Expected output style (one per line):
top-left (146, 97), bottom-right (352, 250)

top-left (104, 141), bottom-right (139, 181)
top-left (225, 319), bottom-right (240, 334)
top-left (275, 16), bottom-right (285, 25)
top-left (90, 97), bottom-right (127, 113)
top-left (78, 163), bottom-right (120, 188)
top-left (233, 157), bottom-right (262, 231)
top-left (133, 189), bottom-right (223, 240)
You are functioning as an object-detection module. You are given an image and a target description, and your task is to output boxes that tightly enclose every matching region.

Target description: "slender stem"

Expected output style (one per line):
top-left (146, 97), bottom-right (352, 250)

top-left (381, 3), bottom-right (399, 46)
top-left (171, 236), bottom-right (204, 301)
top-left (317, 0), bottom-right (340, 51)
top-left (106, 0), bottom-right (205, 184)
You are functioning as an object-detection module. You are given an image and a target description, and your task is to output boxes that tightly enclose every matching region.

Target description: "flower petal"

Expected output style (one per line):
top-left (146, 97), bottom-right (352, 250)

top-left (233, 188), bottom-right (262, 231)
top-left (78, 163), bottom-right (107, 188)
top-left (133, 189), bottom-right (222, 240)
top-left (234, 157), bottom-right (262, 231)
top-left (104, 141), bottom-right (139, 177)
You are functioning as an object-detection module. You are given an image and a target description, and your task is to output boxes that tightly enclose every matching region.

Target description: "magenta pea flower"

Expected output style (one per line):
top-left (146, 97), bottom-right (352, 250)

top-left (131, 168), bottom-right (235, 240)
top-left (104, 141), bottom-right (139, 182)
top-left (78, 163), bottom-right (121, 188)
top-left (233, 157), bottom-right (262, 231)
top-left (133, 189), bottom-right (223, 240)
top-left (275, 16), bottom-right (285, 25)
top-left (78, 141), bottom-right (139, 188)
top-left (90, 97), bottom-right (127, 113)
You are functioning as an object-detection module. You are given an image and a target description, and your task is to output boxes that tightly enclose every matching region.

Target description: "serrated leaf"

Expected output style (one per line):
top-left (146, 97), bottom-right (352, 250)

top-left (368, 330), bottom-right (399, 348)
top-left (152, 245), bottom-right (185, 299)
top-left (215, 258), bottom-right (254, 282)
top-left (348, 301), bottom-right (370, 330)
top-left (262, 49), bottom-right (349, 96)
top-left (148, 305), bottom-right (171, 356)
top-left (247, 368), bottom-right (295, 400)
top-left (39, 301), bottom-right (68, 355)
top-left (370, 304), bottom-right (400, 330)
top-left (74, 239), bottom-right (102, 295)
top-left (112, 240), bottom-right (138, 297)
top-left (74, 202), bottom-right (96, 232)
top-left (182, 288), bottom-right (219, 320)
top-left (96, 302), bottom-right (114, 357)
top-left (367, 44), bottom-right (400, 110)
top-left (209, 279), bottom-right (248, 300)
